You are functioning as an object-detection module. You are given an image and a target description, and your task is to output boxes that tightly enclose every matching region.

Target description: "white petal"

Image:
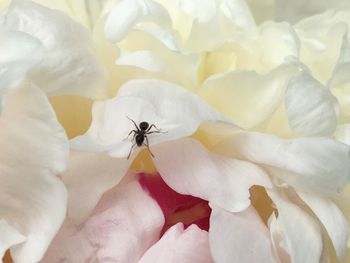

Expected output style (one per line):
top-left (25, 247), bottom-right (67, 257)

top-left (71, 79), bottom-right (226, 158)
top-left (0, 29), bottom-right (43, 109)
top-left (334, 124), bottom-right (350, 145)
top-left (104, 0), bottom-right (171, 43)
top-left (268, 214), bottom-right (291, 263)
top-left (0, 84), bottom-right (68, 262)
top-left (214, 132), bottom-right (350, 195)
top-left (209, 205), bottom-right (277, 263)
top-left (297, 191), bottom-right (349, 259)
top-left (328, 34), bottom-right (350, 88)
top-left (42, 180), bottom-right (165, 263)
top-left (152, 138), bottom-right (272, 212)
top-left (275, 0), bottom-right (350, 23)
top-left (62, 151), bottom-right (132, 223)
top-left (1, 0), bottom-right (107, 99)
top-left (285, 71), bottom-right (338, 136)
top-left (116, 50), bottom-right (167, 72)
top-left (0, 220), bottom-right (26, 259)
top-left (139, 223), bottom-right (213, 263)
top-left (267, 190), bottom-right (324, 263)
top-left (178, 0), bottom-right (216, 23)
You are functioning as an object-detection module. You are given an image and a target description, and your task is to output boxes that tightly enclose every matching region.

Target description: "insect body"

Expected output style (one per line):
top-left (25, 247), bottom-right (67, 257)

top-left (126, 117), bottom-right (163, 159)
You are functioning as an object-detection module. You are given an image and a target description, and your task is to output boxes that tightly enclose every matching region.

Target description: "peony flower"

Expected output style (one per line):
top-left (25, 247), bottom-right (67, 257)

top-left (1, 0), bottom-right (350, 263)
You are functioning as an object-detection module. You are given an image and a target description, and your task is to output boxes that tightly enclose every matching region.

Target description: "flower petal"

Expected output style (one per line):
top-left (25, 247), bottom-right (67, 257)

top-left (152, 137), bottom-right (272, 212)
top-left (42, 180), bottom-right (165, 262)
top-left (61, 151), bottom-right (132, 223)
top-left (297, 191), bottom-right (349, 259)
top-left (0, 84), bottom-right (68, 262)
top-left (138, 223), bottom-right (214, 263)
top-left (209, 205), bottom-right (277, 263)
top-left (215, 131), bottom-right (350, 195)
top-left (199, 65), bottom-right (292, 129)
top-left (116, 50), bottom-right (167, 72)
top-left (267, 190), bottom-right (324, 263)
top-left (0, 29), bottom-right (43, 109)
top-left (334, 124), bottom-right (350, 145)
top-left (104, 0), bottom-right (171, 43)
top-left (71, 79), bottom-right (225, 158)
top-left (285, 71), bottom-right (338, 136)
top-left (0, 220), bottom-right (25, 259)
top-left (1, 0), bottom-right (107, 99)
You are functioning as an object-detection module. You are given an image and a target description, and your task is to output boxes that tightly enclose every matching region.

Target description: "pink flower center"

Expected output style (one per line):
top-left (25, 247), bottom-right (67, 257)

top-left (139, 173), bottom-right (211, 235)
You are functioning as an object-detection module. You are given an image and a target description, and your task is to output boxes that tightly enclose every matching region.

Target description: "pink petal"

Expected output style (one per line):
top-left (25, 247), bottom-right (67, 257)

top-left (138, 223), bottom-right (214, 263)
top-left (42, 180), bottom-right (164, 262)
top-left (209, 205), bottom-right (278, 263)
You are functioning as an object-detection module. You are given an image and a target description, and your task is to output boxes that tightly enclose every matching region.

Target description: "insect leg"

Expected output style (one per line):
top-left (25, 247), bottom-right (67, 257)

top-left (126, 116), bottom-right (140, 131)
top-left (127, 143), bottom-right (136, 160)
top-left (125, 129), bottom-right (137, 140)
top-left (144, 136), bottom-right (155, 158)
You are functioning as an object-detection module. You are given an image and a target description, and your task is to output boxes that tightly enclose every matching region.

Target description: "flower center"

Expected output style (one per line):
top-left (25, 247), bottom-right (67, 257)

top-left (139, 173), bottom-right (211, 235)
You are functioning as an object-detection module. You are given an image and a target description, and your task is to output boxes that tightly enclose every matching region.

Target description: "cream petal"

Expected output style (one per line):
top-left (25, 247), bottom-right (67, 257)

top-left (71, 79), bottom-right (226, 158)
top-left (152, 138), bottom-right (272, 212)
top-left (62, 151), bottom-right (132, 223)
top-left (268, 214), bottom-right (291, 263)
top-left (0, 220), bottom-right (26, 259)
top-left (42, 180), bottom-right (165, 263)
top-left (138, 223), bottom-right (214, 263)
top-left (267, 190), bottom-right (324, 263)
top-left (104, 0), bottom-right (171, 43)
top-left (1, 0), bottom-right (107, 99)
top-left (0, 84), bottom-right (68, 262)
top-left (0, 29), bottom-right (43, 109)
top-left (198, 65), bottom-right (293, 129)
top-left (209, 205), bottom-right (277, 263)
top-left (297, 191), bottom-right (349, 259)
top-left (285, 71), bottom-right (339, 136)
top-left (214, 132), bottom-right (350, 195)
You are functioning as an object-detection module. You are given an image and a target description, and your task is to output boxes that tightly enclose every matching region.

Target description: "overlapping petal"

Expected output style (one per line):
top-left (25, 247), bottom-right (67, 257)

top-left (42, 179), bottom-right (164, 262)
top-left (71, 78), bottom-right (226, 158)
top-left (152, 137), bottom-right (272, 212)
top-left (214, 131), bottom-right (350, 195)
top-left (0, 0), bottom-right (107, 99)
top-left (0, 84), bottom-right (68, 262)
top-left (138, 223), bottom-right (214, 263)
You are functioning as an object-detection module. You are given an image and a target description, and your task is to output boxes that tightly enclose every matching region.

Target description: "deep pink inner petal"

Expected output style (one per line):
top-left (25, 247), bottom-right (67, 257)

top-left (139, 173), bottom-right (211, 235)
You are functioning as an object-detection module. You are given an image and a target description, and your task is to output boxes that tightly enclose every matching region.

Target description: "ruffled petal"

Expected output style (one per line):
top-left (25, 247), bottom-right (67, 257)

top-left (71, 79), bottom-right (225, 158)
top-left (209, 205), bottom-right (277, 263)
top-left (334, 124), bottom-right (350, 145)
top-left (138, 223), bottom-right (214, 263)
top-left (215, 131), bottom-right (350, 195)
top-left (42, 180), bottom-right (164, 263)
top-left (0, 29), bottom-right (43, 109)
top-left (1, 0), bottom-right (107, 99)
top-left (285, 70), bottom-right (338, 136)
top-left (152, 138), bottom-right (272, 212)
top-left (297, 191), bottom-right (349, 259)
top-left (104, 0), bottom-right (171, 43)
top-left (0, 84), bottom-right (68, 262)
top-left (62, 151), bottom-right (132, 223)
top-left (267, 190), bottom-right (324, 263)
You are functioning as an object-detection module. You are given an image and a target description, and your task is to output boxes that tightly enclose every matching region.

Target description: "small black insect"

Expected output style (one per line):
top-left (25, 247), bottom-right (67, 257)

top-left (126, 116), bottom-right (164, 159)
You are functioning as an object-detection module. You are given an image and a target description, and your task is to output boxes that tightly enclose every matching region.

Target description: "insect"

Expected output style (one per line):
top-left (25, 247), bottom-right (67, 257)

top-left (126, 116), bottom-right (164, 159)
